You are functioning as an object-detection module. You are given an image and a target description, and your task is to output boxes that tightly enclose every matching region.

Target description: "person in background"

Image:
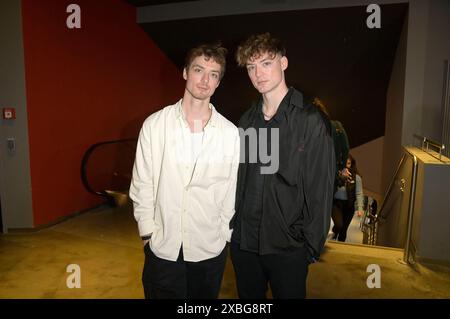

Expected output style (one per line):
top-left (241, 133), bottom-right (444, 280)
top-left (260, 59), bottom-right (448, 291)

top-left (312, 98), bottom-right (350, 191)
top-left (331, 154), bottom-right (364, 242)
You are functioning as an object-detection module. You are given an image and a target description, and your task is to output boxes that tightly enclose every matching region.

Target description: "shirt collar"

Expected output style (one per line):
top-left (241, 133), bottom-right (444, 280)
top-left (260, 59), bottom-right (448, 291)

top-left (175, 98), bottom-right (218, 128)
top-left (289, 87), bottom-right (303, 108)
top-left (257, 87), bottom-right (295, 123)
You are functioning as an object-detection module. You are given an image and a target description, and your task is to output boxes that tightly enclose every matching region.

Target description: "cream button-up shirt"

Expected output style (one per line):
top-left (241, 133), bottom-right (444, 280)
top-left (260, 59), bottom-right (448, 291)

top-left (129, 99), bottom-right (240, 262)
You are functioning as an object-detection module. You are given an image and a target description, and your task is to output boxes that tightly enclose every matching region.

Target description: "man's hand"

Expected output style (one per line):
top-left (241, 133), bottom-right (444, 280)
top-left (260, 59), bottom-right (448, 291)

top-left (141, 234), bottom-right (152, 246)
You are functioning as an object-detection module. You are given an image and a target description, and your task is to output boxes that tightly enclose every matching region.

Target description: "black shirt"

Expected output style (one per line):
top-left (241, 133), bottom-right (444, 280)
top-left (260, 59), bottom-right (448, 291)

top-left (230, 88), bottom-right (335, 262)
top-left (232, 90), bottom-right (292, 252)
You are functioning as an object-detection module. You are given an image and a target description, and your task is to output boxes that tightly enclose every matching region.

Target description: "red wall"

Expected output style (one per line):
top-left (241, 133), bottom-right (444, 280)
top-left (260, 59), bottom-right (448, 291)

top-left (21, 0), bottom-right (185, 226)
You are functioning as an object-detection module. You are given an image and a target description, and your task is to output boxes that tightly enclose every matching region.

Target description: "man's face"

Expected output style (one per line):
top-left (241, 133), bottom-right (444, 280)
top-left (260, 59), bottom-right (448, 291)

top-left (245, 52), bottom-right (288, 94)
top-left (183, 55), bottom-right (221, 101)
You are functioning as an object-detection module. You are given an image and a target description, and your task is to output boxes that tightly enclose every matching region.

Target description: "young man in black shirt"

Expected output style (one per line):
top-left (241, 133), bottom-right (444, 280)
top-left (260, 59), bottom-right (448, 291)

top-left (230, 33), bottom-right (335, 299)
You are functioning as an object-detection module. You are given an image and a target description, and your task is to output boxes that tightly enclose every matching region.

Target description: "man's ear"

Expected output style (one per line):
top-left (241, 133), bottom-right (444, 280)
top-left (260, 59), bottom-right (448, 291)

top-left (183, 67), bottom-right (187, 80)
top-left (281, 56), bottom-right (288, 71)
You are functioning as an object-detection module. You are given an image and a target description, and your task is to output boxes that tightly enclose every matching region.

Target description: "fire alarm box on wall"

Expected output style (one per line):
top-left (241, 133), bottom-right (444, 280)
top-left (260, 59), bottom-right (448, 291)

top-left (2, 108), bottom-right (16, 120)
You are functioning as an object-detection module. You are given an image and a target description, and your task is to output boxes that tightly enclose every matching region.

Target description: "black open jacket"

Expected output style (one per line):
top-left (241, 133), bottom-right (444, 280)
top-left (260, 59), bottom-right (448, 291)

top-left (230, 88), bottom-right (335, 263)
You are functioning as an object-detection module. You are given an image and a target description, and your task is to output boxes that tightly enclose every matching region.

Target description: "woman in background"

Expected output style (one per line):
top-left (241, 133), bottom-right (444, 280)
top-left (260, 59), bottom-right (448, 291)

top-left (332, 154), bottom-right (364, 242)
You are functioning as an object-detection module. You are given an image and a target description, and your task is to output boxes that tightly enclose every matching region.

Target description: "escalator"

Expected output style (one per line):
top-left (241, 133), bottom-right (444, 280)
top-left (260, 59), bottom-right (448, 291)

top-left (81, 138), bottom-right (137, 207)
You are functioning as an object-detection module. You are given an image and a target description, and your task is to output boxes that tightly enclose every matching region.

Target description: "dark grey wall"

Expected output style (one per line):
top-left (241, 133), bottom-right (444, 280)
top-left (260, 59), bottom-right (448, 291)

top-left (373, 0), bottom-right (450, 196)
top-left (401, 0), bottom-right (430, 146)
top-left (383, 12), bottom-right (408, 194)
top-left (421, 0), bottom-right (450, 142)
top-left (0, 0), bottom-right (34, 230)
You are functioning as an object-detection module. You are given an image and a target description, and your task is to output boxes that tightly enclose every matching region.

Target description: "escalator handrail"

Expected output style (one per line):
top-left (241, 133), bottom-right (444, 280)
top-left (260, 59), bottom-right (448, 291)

top-left (376, 153), bottom-right (406, 221)
top-left (373, 148), bottom-right (418, 263)
top-left (80, 138), bottom-right (137, 197)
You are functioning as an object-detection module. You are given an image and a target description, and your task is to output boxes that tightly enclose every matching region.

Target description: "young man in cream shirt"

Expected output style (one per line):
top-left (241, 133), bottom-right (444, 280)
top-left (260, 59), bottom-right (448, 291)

top-left (130, 44), bottom-right (239, 299)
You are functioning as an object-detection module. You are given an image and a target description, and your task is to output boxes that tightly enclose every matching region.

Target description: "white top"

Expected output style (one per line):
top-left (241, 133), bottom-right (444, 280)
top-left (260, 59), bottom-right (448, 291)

top-left (191, 132), bottom-right (204, 162)
top-left (334, 174), bottom-right (364, 211)
top-left (129, 99), bottom-right (240, 262)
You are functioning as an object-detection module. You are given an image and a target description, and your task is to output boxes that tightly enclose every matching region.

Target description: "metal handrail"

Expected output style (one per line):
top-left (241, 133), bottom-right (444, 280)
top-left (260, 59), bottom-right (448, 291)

top-left (402, 150), bottom-right (418, 264)
top-left (377, 153), bottom-right (406, 220)
top-left (359, 196), bottom-right (378, 245)
top-left (366, 148), bottom-right (418, 265)
top-left (359, 153), bottom-right (407, 246)
top-left (80, 138), bottom-right (137, 197)
top-left (413, 134), bottom-right (445, 160)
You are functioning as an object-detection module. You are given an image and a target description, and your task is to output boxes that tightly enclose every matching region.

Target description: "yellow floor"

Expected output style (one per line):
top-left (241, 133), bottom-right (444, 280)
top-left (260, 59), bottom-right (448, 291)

top-left (1, 204), bottom-right (449, 299)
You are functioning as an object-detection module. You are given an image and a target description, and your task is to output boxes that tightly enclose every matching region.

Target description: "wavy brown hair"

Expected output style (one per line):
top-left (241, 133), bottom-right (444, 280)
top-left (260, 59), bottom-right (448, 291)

top-left (184, 43), bottom-right (228, 80)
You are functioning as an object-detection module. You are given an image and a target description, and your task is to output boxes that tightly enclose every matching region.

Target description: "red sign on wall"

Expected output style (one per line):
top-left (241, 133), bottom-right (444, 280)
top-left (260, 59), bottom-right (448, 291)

top-left (2, 108), bottom-right (16, 120)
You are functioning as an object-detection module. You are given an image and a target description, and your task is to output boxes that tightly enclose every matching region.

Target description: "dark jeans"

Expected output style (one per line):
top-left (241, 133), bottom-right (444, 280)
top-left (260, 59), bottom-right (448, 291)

top-left (332, 199), bottom-right (354, 242)
top-left (142, 244), bottom-right (227, 299)
top-left (230, 242), bottom-right (309, 299)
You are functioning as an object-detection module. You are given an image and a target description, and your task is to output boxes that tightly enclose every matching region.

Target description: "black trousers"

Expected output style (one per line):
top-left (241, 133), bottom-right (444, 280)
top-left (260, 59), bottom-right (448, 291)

top-left (332, 199), bottom-right (354, 242)
top-left (142, 244), bottom-right (227, 299)
top-left (230, 242), bottom-right (309, 299)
